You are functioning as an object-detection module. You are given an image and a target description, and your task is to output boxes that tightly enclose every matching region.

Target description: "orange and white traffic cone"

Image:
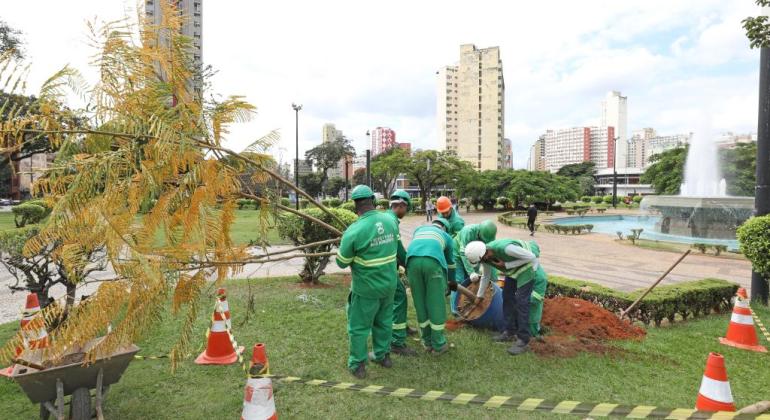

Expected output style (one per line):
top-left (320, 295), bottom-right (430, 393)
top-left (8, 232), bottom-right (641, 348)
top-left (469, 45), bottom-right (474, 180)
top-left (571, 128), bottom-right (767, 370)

top-left (216, 288), bottom-right (232, 330)
top-left (719, 288), bottom-right (767, 353)
top-left (195, 308), bottom-right (243, 365)
top-left (1, 293), bottom-right (50, 377)
top-left (695, 352), bottom-right (735, 412)
top-left (242, 343), bottom-right (277, 420)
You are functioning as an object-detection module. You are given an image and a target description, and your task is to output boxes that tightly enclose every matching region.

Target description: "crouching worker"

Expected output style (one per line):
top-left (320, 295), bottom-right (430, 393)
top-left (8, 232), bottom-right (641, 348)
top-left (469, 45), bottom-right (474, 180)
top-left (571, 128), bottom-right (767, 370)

top-left (406, 218), bottom-right (457, 354)
top-left (464, 238), bottom-right (542, 355)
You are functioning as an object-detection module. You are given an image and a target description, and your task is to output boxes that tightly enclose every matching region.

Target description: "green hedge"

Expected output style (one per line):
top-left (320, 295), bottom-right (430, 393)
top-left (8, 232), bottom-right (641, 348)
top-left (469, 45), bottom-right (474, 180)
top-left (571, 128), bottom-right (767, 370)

top-left (546, 276), bottom-right (738, 327)
top-left (737, 215), bottom-right (770, 277)
top-left (542, 224), bottom-right (593, 234)
top-left (12, 203), bottom-right (47, 227)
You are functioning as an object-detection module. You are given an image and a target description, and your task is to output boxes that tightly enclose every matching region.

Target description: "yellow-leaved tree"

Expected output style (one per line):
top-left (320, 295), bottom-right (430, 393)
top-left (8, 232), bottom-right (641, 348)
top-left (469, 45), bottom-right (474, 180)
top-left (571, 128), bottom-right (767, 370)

top-left (0, 3), bottom-right (342, 368)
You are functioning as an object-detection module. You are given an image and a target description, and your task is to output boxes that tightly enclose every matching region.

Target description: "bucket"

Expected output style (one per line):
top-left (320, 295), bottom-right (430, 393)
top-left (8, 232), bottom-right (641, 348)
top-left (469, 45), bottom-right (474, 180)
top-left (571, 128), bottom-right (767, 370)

top-left (454, 282), bottom-right (506, 332)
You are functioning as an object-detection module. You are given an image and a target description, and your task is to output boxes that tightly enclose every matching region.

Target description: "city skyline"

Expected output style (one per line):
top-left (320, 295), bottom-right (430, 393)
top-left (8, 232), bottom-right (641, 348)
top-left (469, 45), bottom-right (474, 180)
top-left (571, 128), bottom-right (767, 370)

top-left (3, 1), bottom-right (762, 169)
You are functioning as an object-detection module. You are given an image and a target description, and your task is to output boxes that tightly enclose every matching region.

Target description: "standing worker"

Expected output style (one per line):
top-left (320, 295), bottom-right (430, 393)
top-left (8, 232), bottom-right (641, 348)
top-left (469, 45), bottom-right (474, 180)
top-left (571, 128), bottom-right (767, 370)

top-left (436, 196), bottom-right (464, 237)
top-left (464, 238), bottom-right (540, 355)
top-left (449, 220), bottom-right (497, 314)
top-left (425, 199), bottom-right (434, 222)
top-left (527, 203), bottom-right (538, 236)
top-left (336, 185), bottom-right (400, 379)
top-left (406, 218), bottom-right (457, 354)
top-left (388, 189), bottom-right (418, 356)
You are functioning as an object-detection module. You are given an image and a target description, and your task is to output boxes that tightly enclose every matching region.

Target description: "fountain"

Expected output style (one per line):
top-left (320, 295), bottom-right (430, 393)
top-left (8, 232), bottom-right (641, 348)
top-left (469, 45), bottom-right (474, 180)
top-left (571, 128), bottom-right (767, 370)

top-left (641, 123), bottom-right (754, 245)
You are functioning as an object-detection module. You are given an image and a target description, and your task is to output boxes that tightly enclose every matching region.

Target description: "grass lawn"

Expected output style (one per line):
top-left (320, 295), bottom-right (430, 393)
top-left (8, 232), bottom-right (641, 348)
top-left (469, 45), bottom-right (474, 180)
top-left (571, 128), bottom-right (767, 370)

top-left (0, 212), bottom-right (16, 231)
top-left (1, 274), bottom-right (769, 419)
top-left (229, 210), bottom-right (289, 246)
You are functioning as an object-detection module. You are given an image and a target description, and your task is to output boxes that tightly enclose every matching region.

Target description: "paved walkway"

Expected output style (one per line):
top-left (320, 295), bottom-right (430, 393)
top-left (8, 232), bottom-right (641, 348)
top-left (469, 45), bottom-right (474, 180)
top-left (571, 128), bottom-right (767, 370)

top-left (0, 211), bottom-right (752, 322)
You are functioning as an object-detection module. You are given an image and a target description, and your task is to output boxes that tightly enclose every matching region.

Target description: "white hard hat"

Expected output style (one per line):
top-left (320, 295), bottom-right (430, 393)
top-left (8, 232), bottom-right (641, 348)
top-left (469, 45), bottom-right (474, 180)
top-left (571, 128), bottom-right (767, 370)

top-left (464, 241), bottom-right (487, 265)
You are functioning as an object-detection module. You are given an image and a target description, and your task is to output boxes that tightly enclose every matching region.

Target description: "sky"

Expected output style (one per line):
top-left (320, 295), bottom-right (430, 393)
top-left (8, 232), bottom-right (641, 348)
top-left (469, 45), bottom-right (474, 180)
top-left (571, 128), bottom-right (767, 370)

top-left (2, 0), bottom-right (763, 169)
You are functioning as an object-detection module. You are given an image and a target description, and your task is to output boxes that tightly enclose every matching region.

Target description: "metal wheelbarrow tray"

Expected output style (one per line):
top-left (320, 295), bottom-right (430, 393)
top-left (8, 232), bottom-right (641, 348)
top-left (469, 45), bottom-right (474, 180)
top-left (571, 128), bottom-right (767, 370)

top-left (10, 337), bottom-right (139, 420)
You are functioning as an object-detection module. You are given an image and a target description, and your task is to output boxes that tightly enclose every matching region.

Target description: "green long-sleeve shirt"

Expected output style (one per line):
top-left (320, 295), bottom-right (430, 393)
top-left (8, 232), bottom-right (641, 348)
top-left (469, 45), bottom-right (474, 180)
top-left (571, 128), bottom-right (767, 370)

top-left (387, 209), bottom-right (407, 268)
top-left (406, 225), bottom-right (456, 282)
top-left (437, 208), bottom-right (464, 237)
top-left (477, 239), bottom-right (539, 297)
top-left (453, 224), bottom-right (483, 276)
top-left (336, 210), bottom-right (400, 298)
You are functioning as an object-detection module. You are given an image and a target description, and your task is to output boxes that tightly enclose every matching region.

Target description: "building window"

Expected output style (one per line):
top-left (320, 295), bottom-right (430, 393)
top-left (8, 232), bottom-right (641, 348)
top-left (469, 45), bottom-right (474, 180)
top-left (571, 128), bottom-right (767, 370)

top-left (478, 70), bottom-right (482, 77)
top-left (478, 112), bottom-right (482, 119)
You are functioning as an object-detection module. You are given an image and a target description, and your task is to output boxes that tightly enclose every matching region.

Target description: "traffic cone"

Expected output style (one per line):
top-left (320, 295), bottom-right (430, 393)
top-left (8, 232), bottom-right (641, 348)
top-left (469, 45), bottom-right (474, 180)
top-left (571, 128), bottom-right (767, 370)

top-left (216, 288), bottom-right (232, 330)
top-left (719, 288), bottom-right (767, 353)
top-left (695, 352), bottom-right (735, 412)
top-left (1, 293), bottom-right (49, 377)
top-left (195, 308), bottom-right (243, 365)
top-left (242, 343), bottom-right (277, 420)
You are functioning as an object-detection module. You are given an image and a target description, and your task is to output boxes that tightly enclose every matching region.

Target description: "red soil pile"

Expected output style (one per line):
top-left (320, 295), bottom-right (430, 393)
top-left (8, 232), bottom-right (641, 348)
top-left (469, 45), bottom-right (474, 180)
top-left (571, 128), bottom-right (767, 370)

top-left (532, 297), bottom-right (645, 357)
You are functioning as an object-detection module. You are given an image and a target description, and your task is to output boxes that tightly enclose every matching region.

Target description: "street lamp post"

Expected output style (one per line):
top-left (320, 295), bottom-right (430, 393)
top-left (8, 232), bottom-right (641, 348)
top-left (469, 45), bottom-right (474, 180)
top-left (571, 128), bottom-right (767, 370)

top-left (753, 6), bottom-right (770, 304)
top-left (292, 103), bottom-right (302, 210)
top-left (612, 136), bottom-right (619, 209)
top-left (365, 130), bottom-right (371, 188)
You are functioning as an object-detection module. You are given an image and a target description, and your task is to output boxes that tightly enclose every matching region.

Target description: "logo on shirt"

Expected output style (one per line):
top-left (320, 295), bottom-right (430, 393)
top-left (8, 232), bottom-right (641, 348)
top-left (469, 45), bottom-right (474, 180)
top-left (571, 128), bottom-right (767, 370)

top-left (376, 222), bottom-right (384, 235)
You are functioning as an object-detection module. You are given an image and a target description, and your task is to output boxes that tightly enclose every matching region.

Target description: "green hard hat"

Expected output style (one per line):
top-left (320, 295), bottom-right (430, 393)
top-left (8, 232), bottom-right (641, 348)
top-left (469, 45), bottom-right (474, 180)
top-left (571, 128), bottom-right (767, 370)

top-left (351, 185), bottom-right (375, 201)
top-left (432, 218), bottom-right (450, 231)
top-left (390, 189), bottom-right (412, 210)
top-left (478, 220), bottom-right (497, 243)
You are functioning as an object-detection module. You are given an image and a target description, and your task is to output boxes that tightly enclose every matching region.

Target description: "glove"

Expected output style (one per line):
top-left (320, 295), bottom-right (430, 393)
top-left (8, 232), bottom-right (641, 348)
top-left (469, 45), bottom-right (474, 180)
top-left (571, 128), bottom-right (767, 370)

top-left (398, 266), bottom-right (406, 276)
top-left (469, 272), bottom-right (481, 283)
top-left (447, 280), bottom-right (458, 292)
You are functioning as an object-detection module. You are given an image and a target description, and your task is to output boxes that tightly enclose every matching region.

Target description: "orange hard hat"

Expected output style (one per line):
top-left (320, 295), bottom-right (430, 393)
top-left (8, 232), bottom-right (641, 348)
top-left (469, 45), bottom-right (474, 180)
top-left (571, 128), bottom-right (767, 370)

top-left (436, 196), bottom-right (452, 213)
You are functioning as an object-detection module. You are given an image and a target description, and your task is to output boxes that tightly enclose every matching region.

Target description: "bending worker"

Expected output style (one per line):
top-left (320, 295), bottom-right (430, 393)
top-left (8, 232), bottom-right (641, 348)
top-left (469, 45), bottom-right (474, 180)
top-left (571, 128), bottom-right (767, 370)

top-left (388, 189), bottom-right (417, 356)
top-left (449, 220), bottom-right (497, 314)
top-left (406, 218), bottom-right (457, 354)
top-left (336, 185), bottom-right (400, 379)
top-left (436, 196), bottom-right (464, 237)
top-left (464, 238), bottom-right (543, 355)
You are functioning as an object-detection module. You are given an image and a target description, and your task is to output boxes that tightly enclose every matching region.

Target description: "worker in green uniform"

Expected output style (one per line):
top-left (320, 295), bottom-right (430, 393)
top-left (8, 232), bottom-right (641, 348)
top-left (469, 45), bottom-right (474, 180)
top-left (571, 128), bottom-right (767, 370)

top-left (436, 196), bottom-right (464, 237)
top-left (336, 185), bottom-right (400, 379)
top-left (465, 238), bottom-right (541, 355)
top-left (406, 218), bottom-right (457, 354)
top-left (387, 189), bottom-right (417, 356)
top-left (449, 220), bottom-right (497, 315)
top-left (529, 263), bottom-right (548, 339)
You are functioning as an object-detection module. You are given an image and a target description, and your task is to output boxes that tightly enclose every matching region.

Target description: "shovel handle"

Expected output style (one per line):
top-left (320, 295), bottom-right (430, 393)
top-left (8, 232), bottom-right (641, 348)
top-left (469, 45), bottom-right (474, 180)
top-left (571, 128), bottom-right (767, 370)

top-left (456, 284), bottom-right (478, 301)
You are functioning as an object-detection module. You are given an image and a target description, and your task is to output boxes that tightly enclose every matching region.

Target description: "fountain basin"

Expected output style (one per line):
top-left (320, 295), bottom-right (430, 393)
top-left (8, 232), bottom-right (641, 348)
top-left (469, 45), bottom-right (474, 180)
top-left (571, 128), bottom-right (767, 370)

top-left (641, 195), bottom-right (754, 240)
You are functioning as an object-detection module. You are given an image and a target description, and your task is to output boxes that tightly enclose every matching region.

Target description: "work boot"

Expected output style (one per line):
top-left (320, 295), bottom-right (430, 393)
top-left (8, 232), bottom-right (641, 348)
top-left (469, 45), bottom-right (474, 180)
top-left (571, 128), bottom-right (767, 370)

top-left (373, 354), bottom-right (393, 368)
top-left (432, 343), bottom-right (449, 356)
top-left (351, 364), bottom-right (366, 379)
top-left (507, 339), bottom-right (529, 355)
top-left (492, 330), bottom-right (515, 342)
top-left (391, 344), bottom-right (418, 356)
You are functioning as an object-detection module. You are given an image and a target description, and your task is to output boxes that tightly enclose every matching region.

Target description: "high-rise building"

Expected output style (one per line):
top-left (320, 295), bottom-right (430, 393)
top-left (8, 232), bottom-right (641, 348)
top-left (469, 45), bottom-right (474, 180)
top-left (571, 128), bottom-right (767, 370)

top-left (543, 126), bottom-right (614, 173)
top-left (600, 91), bottom-right (627, 169)
top-left (628, 128), bottom-right (656, 168)
top-left (645, 133), bottom-right (690, 166)
top-left (396, 142), bottom-right (412, 154)
top-left (145, 0), bottom-right (203, 96)
top-left (322, 123), bottom-right (344, 143)
top-left (371, 127), bottom-right (396, 156)
top-left (438, 44), bottom-right (505, 171)
top-left (528, 135), bottom-right (546, 171)
top-left (503, 138), bottom-right (513, 169)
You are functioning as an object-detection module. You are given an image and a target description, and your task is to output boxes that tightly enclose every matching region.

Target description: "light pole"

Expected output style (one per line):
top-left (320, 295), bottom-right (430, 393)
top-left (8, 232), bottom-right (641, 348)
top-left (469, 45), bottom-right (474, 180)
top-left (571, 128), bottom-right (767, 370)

top-left (365, 130), bottom-right (371, 188)
top-left (612, 136), bottom-right (619, 208)
top-left (292, 103), bottom-right (302, 210)
top-left (753, 6), bottom-right (770, 304)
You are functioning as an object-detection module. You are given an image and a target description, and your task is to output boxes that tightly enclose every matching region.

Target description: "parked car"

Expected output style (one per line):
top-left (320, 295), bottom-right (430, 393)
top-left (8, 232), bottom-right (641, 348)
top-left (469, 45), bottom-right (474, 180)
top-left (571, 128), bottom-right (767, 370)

top-left (0, 198), bottom-right (12, 206)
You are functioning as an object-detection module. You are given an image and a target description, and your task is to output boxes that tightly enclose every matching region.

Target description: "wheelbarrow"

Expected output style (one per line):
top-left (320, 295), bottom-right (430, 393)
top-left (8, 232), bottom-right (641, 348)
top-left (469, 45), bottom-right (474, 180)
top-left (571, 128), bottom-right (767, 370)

top-left (9, 337), bottom-right (139, 420)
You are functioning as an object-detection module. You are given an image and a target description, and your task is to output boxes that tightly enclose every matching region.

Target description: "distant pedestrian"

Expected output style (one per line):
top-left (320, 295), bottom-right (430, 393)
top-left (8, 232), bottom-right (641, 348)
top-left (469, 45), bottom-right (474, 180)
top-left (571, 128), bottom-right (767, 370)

top-left (527, 204), bottom-right (538, 236)
top-left (426, 200), bottom-right (434, 222)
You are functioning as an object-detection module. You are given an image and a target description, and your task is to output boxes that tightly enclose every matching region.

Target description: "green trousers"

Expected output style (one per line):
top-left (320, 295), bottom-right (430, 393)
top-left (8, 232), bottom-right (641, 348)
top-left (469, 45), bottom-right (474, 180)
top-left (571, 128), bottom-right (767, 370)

top-left (529, 298), bottom-right (543, 337)
top-left (392, 281), bottom-right (408, 347)
top-left (407, 257), bottom-right (447, 351)
top-left (347, 291), bottom-right (393, 371)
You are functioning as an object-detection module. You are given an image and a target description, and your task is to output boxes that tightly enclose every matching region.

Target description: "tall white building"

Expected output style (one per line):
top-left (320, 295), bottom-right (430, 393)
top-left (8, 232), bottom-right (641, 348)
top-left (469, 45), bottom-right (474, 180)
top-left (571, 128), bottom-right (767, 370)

top-left (527, 135), bottom-right (546, 171)
top-left (600, 91), bottom-right (628, 169)
top-left (145, 0), bottom-right (203, 96)
top-left (322, 123), bottom-right (343, 144)
top-left (543, 126), bottom-right (615, 173)
top-left (503, 138), bottom-right (512, 169)
top-left (438, 44), bottom-right (505, 171)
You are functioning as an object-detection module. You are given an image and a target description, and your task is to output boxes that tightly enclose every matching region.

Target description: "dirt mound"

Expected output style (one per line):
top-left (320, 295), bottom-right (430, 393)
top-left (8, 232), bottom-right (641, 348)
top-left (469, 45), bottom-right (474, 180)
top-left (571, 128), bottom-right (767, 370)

top-left (532, 297), bottom-right (645, 357)
top-left (542, 297), bottom-right (646, 340)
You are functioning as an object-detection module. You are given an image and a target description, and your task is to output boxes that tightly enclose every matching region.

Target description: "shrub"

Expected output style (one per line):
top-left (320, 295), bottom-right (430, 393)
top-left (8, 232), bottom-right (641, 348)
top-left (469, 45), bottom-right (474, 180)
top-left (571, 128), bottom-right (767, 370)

top-left (277, 207), bottom-right (357, 284)
top-left (581, 196), bottom-right (591, 203)
top-left (592, 196), bottom-right (604, 204)
top-left (26, 199), bottom-right (53, 216)
top-left (236, 199), bottom-right (250, 210)
top-left (546, 276), bottom-right (738, 327)
top-left (632, 195), bottom-right (643, 203)
top-left (341, 201), bottom-right (355, 212)
top-left (603, 195), bottom-right (614, 204)
top-left (299, 199), bottom-right (309, 209)
top-left (321, 199), bottom-right (331, 207)
top-left (692, 243), bottom-right (709, 254)
top-left (497, 197), bottom-right (511, 209)
top-left (562, 202), bottom-right (576, 209)
top-left (329, 198), bottom-right (342, 208)
top-left (737, 215), bottom-right (770, 277)
top-left (280, 198), bottom-right (291, 208)
top-left (376, 198), bottom-right (389, 209)
top-left (12, 203), bottom-right (47, 227)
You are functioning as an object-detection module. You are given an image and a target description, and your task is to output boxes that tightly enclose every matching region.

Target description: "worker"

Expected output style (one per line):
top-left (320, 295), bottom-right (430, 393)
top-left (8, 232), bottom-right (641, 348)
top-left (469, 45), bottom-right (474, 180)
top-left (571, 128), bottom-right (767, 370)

top-left (436, 196), bottom-right (464, 237)
top-left (464, 238), bottom-right (541, 355)
top-left (528, 256), bottom-right (548, 339)
top-left (448, 220), bottom-right (498, 314)
top-left (406, 218), bottom-right (457, 354)
top-left (387, 189), bottom-right (417, 356)
top-left (336, 185), bottom-right (400, 379)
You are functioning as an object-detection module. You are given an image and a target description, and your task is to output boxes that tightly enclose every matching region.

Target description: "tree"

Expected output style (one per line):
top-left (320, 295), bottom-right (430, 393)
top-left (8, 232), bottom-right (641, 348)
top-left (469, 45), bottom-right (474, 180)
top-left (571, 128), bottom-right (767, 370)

top-left (457, 169), bottom-right (516, 210)
top-left (0, 20), bottom-right (24, 59)
top-left (743, 0), bottom-right (770, 48)
top-left (507, 170), bottom-right (579, 209)
top-left (371, 147), bottom-right (409, 197)
top-left (405, 150), bottom-right (474, 210)
top-left (557, 161), bottom-right (596, 196)
top-left (299, 172), bottom-right (324, 198)
top-left (325, 176), bottom-right (347, 197)
top-left (720, 142), bottom-right (757, 196)
top-left (641, 147), bottom-right (687, 194)
top-left (304, 137), bottom-right (355, 193)
top-left (352, 167), bottom-right (367, 186)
